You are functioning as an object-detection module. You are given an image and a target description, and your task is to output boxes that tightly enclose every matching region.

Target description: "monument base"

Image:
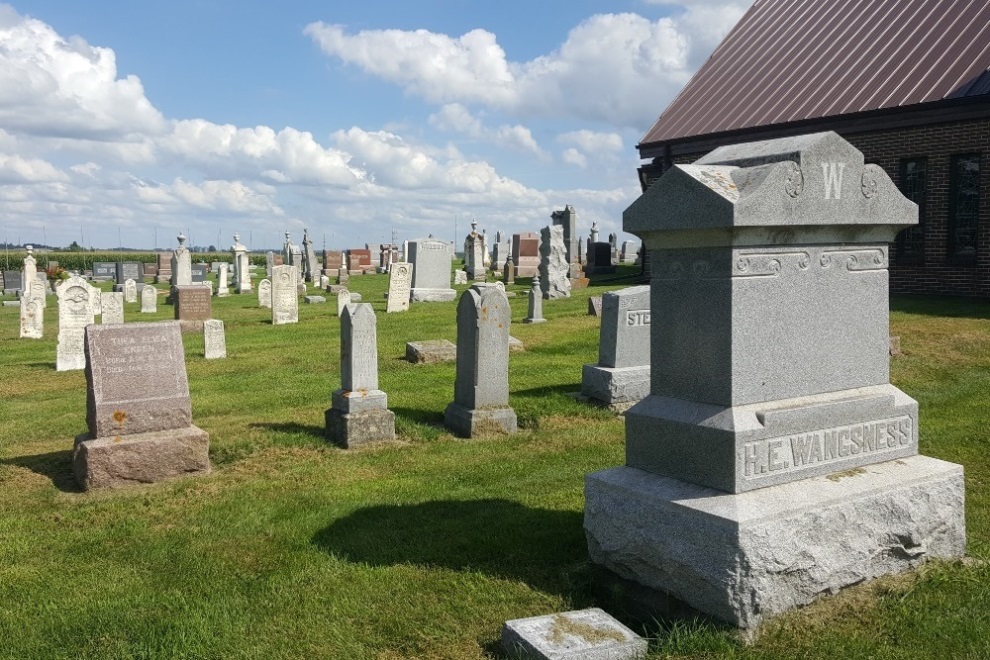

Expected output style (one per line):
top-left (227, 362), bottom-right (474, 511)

top-left (325, 408), bottom-right (396, 448)
top-left (581, 364), bottom-right (650, 405)
top-left (73, 426), bottom-right (211, 490)
top-left (411, 288), bottom-right (456, 302)
top-left (444, 402), bottom-right (518, 438)
top-left (584, 456), bottom-right (965, 629)
top-left (522, 316), bottom-right (546, 324)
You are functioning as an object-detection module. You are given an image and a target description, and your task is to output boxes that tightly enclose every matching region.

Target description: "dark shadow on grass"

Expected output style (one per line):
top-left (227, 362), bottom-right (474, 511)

top-left (2, 449), bottom-right (82, 493)
top-left (891, 294), bottom-right (990, 320)
top-left (313, 498), bottom-right (592, 599)
top-left (389, 406), bottom-right (446, 428)
top-left (249, 421), bottom-right (326, 441)
top-left (512, 383), bottom-right (583, 399)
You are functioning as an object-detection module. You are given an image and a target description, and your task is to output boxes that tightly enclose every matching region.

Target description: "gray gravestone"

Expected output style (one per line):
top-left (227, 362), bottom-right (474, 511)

top-left (171, 234), bottom-right (192, 286)
top-left (231, 234), bottom-right (251, 292)
top-left (588, 296), bottom-right (602, 317)
top-left (302, 229), bottom-right (318, 282)
top-left (453, 270), bottom-right (468, 285)
top-left (216, 263), bottom-right (230, 297)
top-left (123, 278), bottom-right (137, 303)
top-left (586, 242), bottom-right (616, 275)
top-left (336, 289), bottom-right (351, 317)
top-left (463, 221), bottom-right (487, 280)
top-left (582, 286), bottom-right (651, 407)
top-left (386, 262), bottom-right (413, 313)
top-left (406, 339), bottom-right (457, 364)
top-left (116, 262), bottom-right (143, 284)
top-left (550, 204), bottom-right (579, 266)
top-left (523, 275), bottom-right (545, 324)
top-left (56, 276), bottom-right (98, 371)
top-left (271, 265), bottom-right (298, 325)
top-left (502, 258), bottom-right (515, 285)
top-left (258, 278), bottom-right (272, 308)
top-left (326, 304), bottom-right (395, 448)
top-left (203, 319), bottom-right (226, 359)
top-left (101, 292), bottom-right (124, 325)
top-left (621, 240), bottom-right (638, 263)
top-left (408, 238), bottom-right (456, 301)
top-left (444, 283), bottom-right (517, 437)
top-left (91, 263), bottom-right (115, 280)
top-left (19, 248), bottom-right (44, 339)
top-left (190, 264), bottom-right (207, 283)
top-left (304, 295), bottom-right (326, 304)
top-left (73, 321), bottom-right (210, 489)
top-left (266, 251), bottom-right (274, 278)
top-left (584, 131), bottom-right (966, 629)
top-left (141, 285), bottom-right (157, 313)
top-left (539, 225), bottom-right (571, 299)
top-left (502, 608), bottom-right (647, 660)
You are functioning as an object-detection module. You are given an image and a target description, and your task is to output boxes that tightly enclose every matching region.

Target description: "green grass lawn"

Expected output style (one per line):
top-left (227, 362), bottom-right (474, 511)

top-left (1, 272), bottom-right (989, 659)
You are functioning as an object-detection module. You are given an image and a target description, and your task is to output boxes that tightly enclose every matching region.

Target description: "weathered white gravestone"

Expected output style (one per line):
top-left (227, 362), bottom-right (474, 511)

top-left (584, 132), bottom-right (966, 629)
top-left (336, 289), bottom-right (351, 317)
top-left (56, 275), bottom-right (98, 371)
top-left (231, 233), bottom-right (251, 293)
top-left (523, 274), bottom-right (545, 324)
top-left (502, 608), bottom-right (646, 660)
top-left (101, 292), bottom-right (124, 325)
top-left (463, 221), bottom-right (487, 280)
top-left (19, 246), bottom-right (44, 339)
top-left (140, 285), bottom-right (157, 313)
top-left (408, 238), bottom-right (456, 302)
top-left (171, 233), bottom-right (192, 287)
top-left (444, 283), bottom-right (517, 437)
top-left (581, 286), bottom-right (651, 407)
top-left (539, 225), bottom-right (571, 299)
top-left (203, 319), bottom-right (226, 359)
top-left (271, 265), bottom-right (298, 325)
top-left (385, 262), bottom-right (413, 313)
top-left (258, 278), bottom-right (272, 308)
top-left (73, 321), bottom-right (210, 489)
top-left (216, 263), bottom-right (230, 297)
top-left (123, 278), bottom-right (137, 303)
top-left (325, 303), bottom-right (395, 448)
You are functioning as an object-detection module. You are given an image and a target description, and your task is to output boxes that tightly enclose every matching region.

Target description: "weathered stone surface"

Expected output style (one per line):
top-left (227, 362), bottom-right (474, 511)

top-left (585, 456), bottom-right (966, 629)
top-left (540, 225), bottom-right (571, 299)
top-left (550, 205), bottom-right (579, 266)
top-left (502, 608), bottom-right (647, 660)
top-left (509, 336), bottom-right (524, 353)
top-left (231, 234), bottom-right (252, 292)
top-left (336, 289), bottom-right (351, 317)
top-left (123, 278), bottom-right (138, 303)
top-left (258, 278), bottom-right (272, 308)
top-left (621, 241), bottom-right (638, 263)
top-left (325, 409), bottom-right (396, 448)
top-left (56, 276), bottom-right (98, 371)
top-left (453, 270), bottom-right (468, 285)
top-left (889, 335), bottom-right (901, 356)
top-left (204, 319), bottom-right (226, 359)
top-left (140, 285), bottom-right (157, 313)
top-left (408, 238), bottom-right (456, 302)
top-left (463, 221), bottom-right (487, 280)
top-left (19, 254), bottom-right (44, 339)
top-left (386, 262), bottom-right (413, 312)
top-left (513, 232), bottom-right (540, 277)
top-left (406, 339), bottom-right (457, 363)
top-left (171, 234), bottom-right (192, 286)
top-left (173, 285), bottom-right (211, 322)
top-left (271, 265), bottom-right (298, 325)
top-left (101, 292), bottom-right (124, 325)
top-left (581, 365), bottom-right (650, 406)
top-left (588, 296), bottom-right (602, 317)
top-left (599, 286), bottom-right (650, 369)
top-left (304, 295), bottom-right (326, 304)
top-left (444, 404), bottom-right (517, 437)
top-left (216, 263), bottom-right (230, 297)
top-left (503, 258), bottom-right (515, 285)
top-left (523, 276), bottom-right (546, 324)
top-left (73, 426), bottom-right (210, 490)
top-left (586, 242), bottom-right (616, 275)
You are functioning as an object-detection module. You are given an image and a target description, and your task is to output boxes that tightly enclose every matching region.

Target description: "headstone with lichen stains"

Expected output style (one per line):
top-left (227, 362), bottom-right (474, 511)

top-left (501, 608), bottom-right (646, 659)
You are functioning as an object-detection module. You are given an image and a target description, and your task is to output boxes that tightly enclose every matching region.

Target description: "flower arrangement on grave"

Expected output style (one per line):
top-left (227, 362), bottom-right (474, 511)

top-left (45, 266), bottom-right (68, 283)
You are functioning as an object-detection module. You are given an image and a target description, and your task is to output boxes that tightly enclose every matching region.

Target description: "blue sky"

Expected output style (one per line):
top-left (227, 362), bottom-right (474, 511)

top-left (0, 1), bottom-right (750, 250)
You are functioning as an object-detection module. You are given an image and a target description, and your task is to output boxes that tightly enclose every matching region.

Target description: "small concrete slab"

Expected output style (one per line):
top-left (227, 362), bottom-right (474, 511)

top-left (304, 295), bottom-right (326, 304)
top-left (502, 608), bottom-right (647, 660)
top-left (406, 339), bottom-right (456, 363)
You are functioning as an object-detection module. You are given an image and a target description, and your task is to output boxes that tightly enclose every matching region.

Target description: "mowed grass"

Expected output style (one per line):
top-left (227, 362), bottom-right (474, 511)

top-left (1, 273), bottom-right (989, 659)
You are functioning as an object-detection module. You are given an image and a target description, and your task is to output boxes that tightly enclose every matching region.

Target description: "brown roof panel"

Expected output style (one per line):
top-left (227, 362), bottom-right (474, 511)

top-left (641, 0), bottom-right (990, 147)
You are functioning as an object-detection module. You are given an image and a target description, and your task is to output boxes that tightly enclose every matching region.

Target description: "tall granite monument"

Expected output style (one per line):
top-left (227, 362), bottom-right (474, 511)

top-left (583, 132), bottom-right (966, 629)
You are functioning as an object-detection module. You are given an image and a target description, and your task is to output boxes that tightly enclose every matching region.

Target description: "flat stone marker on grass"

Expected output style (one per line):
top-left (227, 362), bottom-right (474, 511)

top-left (271, 265), bottom-right (298, 325)
top-left (502, 608), bottom-right (647, 660)
top-left (584, 131), bottom-right (966, 630)
top-left (385, 262), bottom-right (413, 313)
top-left (101, 292), bottom-right (124, 325)
top-left (73, 321), bottom-right (210, 490)
top-left (258, 278), bottom-right (272, 308)
top-left (326, 304), bottom-right (395, 448)
top-left (140, 285), bottom-right (157, 313)
top-left (406, 339), bottom-right (457, 364)
top-left (444, 283), bottom-right (517, 437)
top-left (203, 319), bottom-right (226, 359)
top-left (582, 286), bottom-right (650, 408)
top-left (304, 295), bottom-right (326, 304)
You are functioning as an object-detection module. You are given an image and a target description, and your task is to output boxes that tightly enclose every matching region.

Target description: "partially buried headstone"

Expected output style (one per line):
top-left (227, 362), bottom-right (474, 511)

top-left (444, 284), bottom-right (517, 437)
top-left (258, 278), bottom-right (272, 308)
top-left (203, 319), bottom-right (226, 359)
top-left (582, 286), bottom-right (650, 408)
top-left (56, 276), bottom-right (99, 371)
top-left (539, 225), bottom-right (571, 299)
top-left (123, 278), bottom-right (137, 303)
top-left (101, 292), bottom-right (124, 325)
top-left (73, 321), bottom-right (210, 489)
top-left (386, 262), bottom-right (413, 313)
top-left (326, 304), bottom-right (395, 448)
top-left (271, 265), bottom-right (298, 325)
top-left (583, 131), bottom-right (966, 629)
top-left (408, 238), bottom-right (456, 301)
top-left (502, 608), bottom-right (647, 660)
top-left (140, 285), bottom-right (157, 313)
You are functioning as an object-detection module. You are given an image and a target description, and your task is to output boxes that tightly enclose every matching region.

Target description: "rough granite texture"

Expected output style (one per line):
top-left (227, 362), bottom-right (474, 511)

top-left (502, 608), bottom-right (647, 660)
top-left (539, 225), bottom-right (571, 299)
top-left (406, 339), bottom-right (457, 364)
top-left (581, 365), bottom-right (650, 405)
top-left (326, 409), bottom-right (395, 448)
top-left (73, 426), bottom-right (210, 490)
top-left (599, 286), bottom-right (651, 369)
top-left (444, 402), bottom-right (518, 438)
top-left (584, 457), bottom-right (965, 629)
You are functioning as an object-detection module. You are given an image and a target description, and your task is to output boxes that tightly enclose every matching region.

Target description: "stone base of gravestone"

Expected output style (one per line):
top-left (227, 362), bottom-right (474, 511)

top-left (406, 339), bottom-right (457, 363)
top-left (178, 320), bottom-right (205, 334)
top-left (443, 402), bottom-right (517, 437)
top-left (501, 608), bottom-right (647, 660)
top-left (73, 427), bottom-right (210, 490)
top-left (325, 390), bottom-right (396, 448)
top-left (584, 455), bottom-right (965, 630)
top-left (581, 365), bottom-right (650, 406)
top-left (570, 277), bottom-right (590, 289)
top-left (304, 295), bottom-right (326, 304)
top-left (411, 287), bottom-right (456, 302)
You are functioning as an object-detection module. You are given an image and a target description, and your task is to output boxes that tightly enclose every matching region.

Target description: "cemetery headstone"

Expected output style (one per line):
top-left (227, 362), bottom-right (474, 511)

top-left (583, 131), bottom-right (966, 629)
top-left (230, 234), bottom-right (252, 293)
top-left (258, 278), bottom-right (272, 308)
top-left (266, 251), bottom-right (275, 278)
top-left (325, 304), bottom-right (396, 448)
top-left (502, 608), bottom-right (647, 660)
top-left (336, 289), bottom-right (351, 317)
top-left (304, 295), bottom-right (326, 304)
top-left (216, 263), bottom-right (230, 297)
top-left (271, 265), bottom-right (298, 325)
top-left (586, 242), bottom-right (616, 275)
top-left (405, 339), bottom-right (457, 364)
top-left (385, 262), bottom-right (413, 313)
top-left (171, 234), bottom-right (192, 287)
top-left (513, 232), bottom-right (540, 277)
top-left (73, 321), bottom-right (210, 489)
top-left (19, 247), bottom-right (44, 339)
top-left (203, 319), bottom-right (227, 359)
top-left (523, 274), bottom-right (546, 324)
top-left (582, 286), bottom-right (651, 407)
top-left (323, 250), bottom-right (343, 276)
top-left (453, 270), bottom-right (468, 285)
top-left (491, 231), bottom-right (511, 272)
top-left (503, 258), bottom-right (515, 285)
top-left (550, 204), bottom-right (579, 266)
top-left (621, 240), bottom-right (638, 263)
top-left (320, 274), bottom-right (330, 289)
top-left (463, 221), bottom-right (487, 280)
top-left (155, 253), bottom-right (172, 283)
top-left (91, 262), bottom-right (115, 280)
top-left (101, 292), bottom-right (124, 325)
top-left (116, 261), bottom-right (143, 284)
top-left (539, 225), bottom-right (571, 299)
top-left (173, 285), bottom-right (211, 332)
top-left (56, 275), bottom-right (98, 371)
top-left (123, 278), bottom-right (137, 303)
top-left (143, 263), bottom-right (158, 279)
top-left (444, 283), bottom-right (517, 437)
top-left (337, 270), bottom-right (350, 286)
top-left (140, 285), bottom-right (157, 313)
top-left (588, 296), bottom-right (603, 317)
top-left (408, 238), bottom-right (456, 301)
top-left (302, 229), bottom-right (319, 282)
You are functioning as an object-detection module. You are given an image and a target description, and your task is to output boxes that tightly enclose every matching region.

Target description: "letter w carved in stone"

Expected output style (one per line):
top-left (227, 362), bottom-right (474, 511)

top-left (822, 162), bottom-right (846, 200)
